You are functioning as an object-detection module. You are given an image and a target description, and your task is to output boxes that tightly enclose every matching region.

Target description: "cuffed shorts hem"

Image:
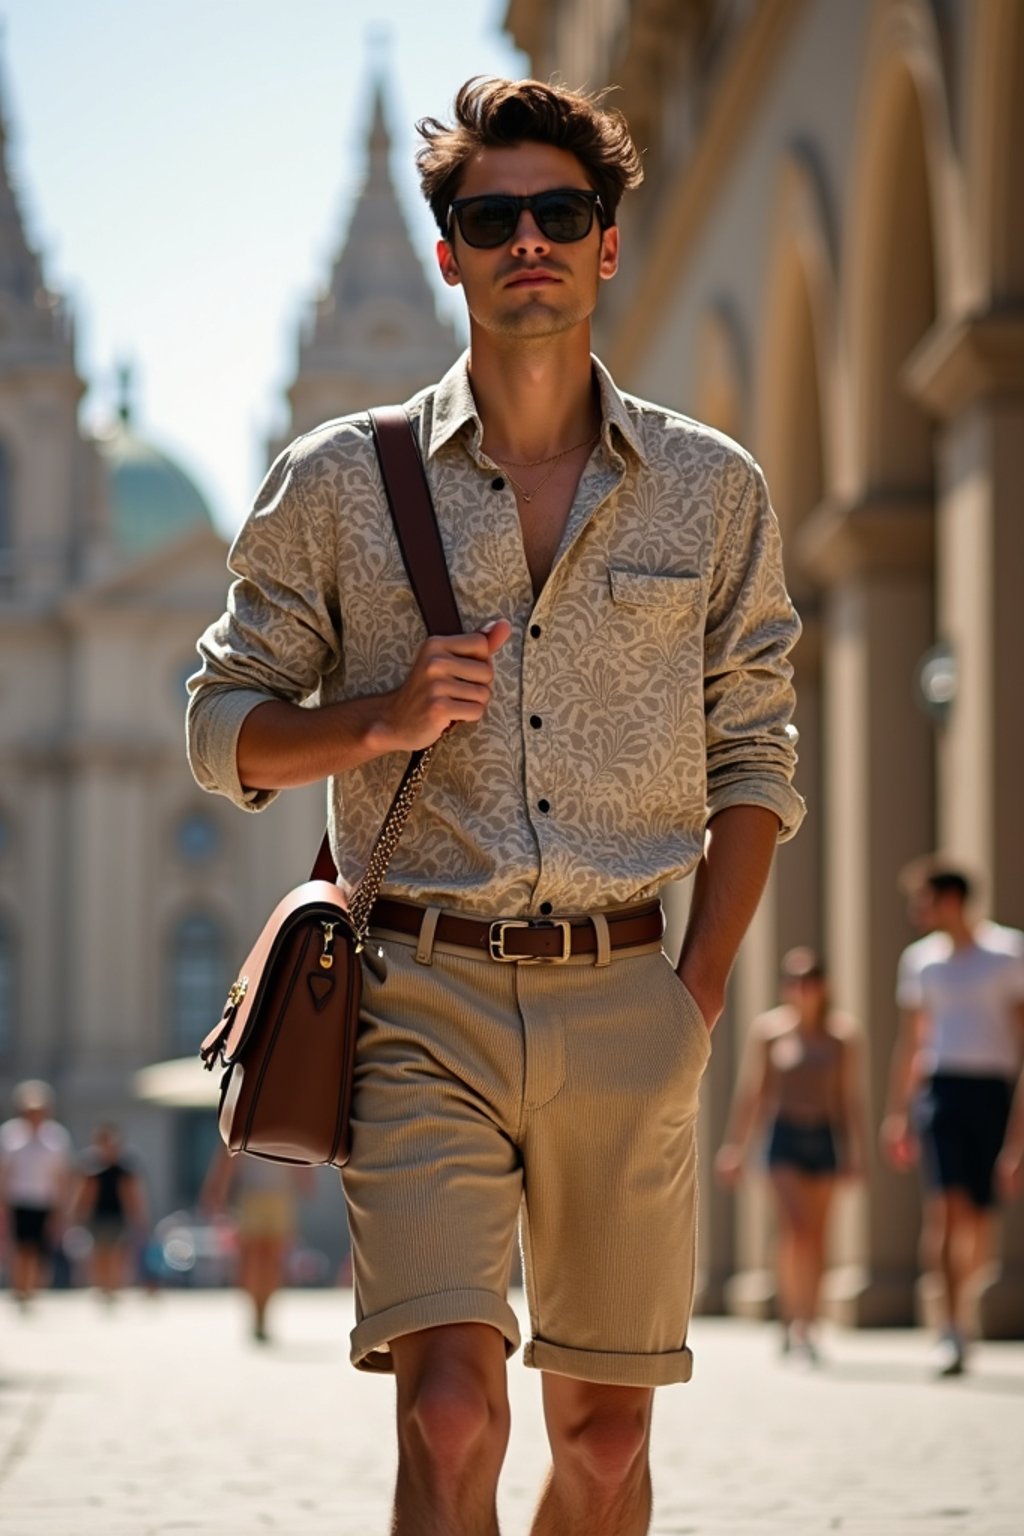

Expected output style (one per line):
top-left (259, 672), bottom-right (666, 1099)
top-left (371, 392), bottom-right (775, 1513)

top-left (523, 1337), bottom-right (695, 1387)
top-left (350, 1288), bottom-right (522, 1373)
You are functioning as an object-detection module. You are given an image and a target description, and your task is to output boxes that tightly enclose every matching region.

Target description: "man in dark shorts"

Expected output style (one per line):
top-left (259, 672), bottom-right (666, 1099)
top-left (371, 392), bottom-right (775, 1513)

top-left (882, 862), bottom-right (1024, 1375)
top-left (0, 1080), bottom-right (73, 1307)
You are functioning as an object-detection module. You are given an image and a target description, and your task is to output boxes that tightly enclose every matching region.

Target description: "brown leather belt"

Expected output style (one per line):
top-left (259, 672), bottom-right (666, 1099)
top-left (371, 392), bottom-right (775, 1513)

top-left (369, 897), bottom-right (664, 962)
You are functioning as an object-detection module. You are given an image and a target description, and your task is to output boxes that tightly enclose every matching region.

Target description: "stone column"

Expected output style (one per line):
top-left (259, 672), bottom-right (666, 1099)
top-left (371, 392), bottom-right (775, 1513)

top-left (775, 616), bottom-right (825, 957)
top-left (796, 494), bottom-right (936, 1324)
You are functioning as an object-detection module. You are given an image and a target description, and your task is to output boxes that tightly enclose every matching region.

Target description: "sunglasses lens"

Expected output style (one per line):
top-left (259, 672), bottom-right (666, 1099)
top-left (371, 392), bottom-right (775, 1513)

top-left (458, 198), bottom-right (516, 248)
top-left (453, 191), bottom-right (599, 248)
top-left (535, 192), bottom-right (594, 242)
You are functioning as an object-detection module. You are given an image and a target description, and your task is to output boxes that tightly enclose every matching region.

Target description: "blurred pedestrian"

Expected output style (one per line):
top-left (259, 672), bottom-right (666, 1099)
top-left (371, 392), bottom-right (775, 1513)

top-left (715, 948), bottom-right (866, 1361)
top-left (881, 860), bottom-right (1024, 1376)
top-left (201, 1146), bottom-right (310, 1342)
top-left (0, 1080), bottom-right (73, 1308)
top-left (71, 1124), bottom-right (148, 1300)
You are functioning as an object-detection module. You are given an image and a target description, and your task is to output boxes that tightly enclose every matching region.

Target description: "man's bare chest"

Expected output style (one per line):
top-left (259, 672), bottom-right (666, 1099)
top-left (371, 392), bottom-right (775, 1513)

top-left (517, 495), bottom-right (572, 598)
top-left (507, 450), bottom-right (592, 599)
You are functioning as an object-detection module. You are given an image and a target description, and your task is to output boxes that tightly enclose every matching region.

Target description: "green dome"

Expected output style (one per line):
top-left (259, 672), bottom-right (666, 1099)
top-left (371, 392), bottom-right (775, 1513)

top-left (98, 420), bottom-right (215, 555)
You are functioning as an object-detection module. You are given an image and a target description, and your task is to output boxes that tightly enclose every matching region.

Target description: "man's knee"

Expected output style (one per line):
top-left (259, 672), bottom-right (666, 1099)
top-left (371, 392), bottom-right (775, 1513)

top-left (395, 1325), bottom-right (510, 1472)
top-left (550, 1389), bottom-right (652, 1493)
top-left (405, 1368), bottom-right (506, 1467)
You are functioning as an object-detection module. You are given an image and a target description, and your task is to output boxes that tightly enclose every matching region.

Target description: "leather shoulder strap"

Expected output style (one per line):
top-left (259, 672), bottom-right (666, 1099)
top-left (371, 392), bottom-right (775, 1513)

top-left (310, 406), bottom-right (460, 884)
top-left (369, 405), bottom-right (462, 636)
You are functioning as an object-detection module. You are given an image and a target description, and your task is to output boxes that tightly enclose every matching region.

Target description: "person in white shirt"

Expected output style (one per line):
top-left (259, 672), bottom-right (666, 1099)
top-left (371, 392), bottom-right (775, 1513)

top-left (881, 862), bottom-right (1024, 1376)
top-left (0, 1080), bottom-right (73, 1307)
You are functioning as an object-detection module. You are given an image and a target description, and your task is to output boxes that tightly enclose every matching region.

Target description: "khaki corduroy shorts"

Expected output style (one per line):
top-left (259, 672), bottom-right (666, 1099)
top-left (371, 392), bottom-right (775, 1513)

top-left (341, 916), bottom-right (711, 1388)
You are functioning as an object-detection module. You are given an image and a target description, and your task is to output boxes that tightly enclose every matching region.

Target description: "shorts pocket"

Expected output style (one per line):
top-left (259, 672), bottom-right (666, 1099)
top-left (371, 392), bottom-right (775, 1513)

top-left (661, 955), bottom-right (712, 1067)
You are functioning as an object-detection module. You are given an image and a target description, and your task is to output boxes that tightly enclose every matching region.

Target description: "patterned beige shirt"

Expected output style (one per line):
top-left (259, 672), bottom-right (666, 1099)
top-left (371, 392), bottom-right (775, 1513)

top-left (187, 353), bottom-right (805, 917)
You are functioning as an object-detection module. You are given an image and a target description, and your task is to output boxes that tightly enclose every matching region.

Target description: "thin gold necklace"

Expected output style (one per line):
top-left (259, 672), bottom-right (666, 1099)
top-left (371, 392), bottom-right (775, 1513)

top-left (493, 433), bottom-right (599, 504)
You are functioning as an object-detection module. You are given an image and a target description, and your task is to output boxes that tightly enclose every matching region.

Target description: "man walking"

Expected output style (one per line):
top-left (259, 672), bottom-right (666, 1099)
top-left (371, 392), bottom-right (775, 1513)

top-left (0, 1080), bottom-right (72, 1307)
top-left (882, 862), bottom-right (1024, 1376)
top-left (188, 78), bottom-right (804, 1536)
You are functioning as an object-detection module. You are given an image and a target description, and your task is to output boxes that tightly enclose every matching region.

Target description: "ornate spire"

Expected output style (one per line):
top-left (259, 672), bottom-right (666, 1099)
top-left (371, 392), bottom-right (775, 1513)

top-left (365, 71), bottom-right (391, 192)
top-left (0, 42), bottom-right (73, 363)
top-left (282, 65), bottom-right (458, 435)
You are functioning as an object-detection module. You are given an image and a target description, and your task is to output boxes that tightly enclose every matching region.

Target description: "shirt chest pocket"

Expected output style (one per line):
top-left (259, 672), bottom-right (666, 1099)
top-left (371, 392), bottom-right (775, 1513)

top-left (607, 567), bottom-right (704, 621)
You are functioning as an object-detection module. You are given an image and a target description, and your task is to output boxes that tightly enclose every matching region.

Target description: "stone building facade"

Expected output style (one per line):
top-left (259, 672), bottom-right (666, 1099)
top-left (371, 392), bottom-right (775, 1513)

top-left (0, 74), bottom-right (458, 1264)
top-left (505, 0), bottom-right (1024, 1333)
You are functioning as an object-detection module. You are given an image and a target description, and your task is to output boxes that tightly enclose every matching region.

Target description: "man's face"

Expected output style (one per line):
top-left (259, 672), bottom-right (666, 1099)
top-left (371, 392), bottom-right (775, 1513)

top-left (781, 973), bottom-right (826, 1011)
top-left (908, 884), bottom-right (957, 935)
top-left (436, 142), bottom-right (619, 340)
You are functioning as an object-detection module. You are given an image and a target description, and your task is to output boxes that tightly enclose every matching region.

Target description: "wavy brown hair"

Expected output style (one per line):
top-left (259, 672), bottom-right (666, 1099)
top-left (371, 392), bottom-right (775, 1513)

top-left (416, 77), bottom-right (644, 236)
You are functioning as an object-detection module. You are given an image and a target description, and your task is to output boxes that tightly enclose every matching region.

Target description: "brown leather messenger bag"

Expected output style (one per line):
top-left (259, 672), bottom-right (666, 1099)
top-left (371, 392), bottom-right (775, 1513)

top-left (198, 406), bottom-right (461, 1168)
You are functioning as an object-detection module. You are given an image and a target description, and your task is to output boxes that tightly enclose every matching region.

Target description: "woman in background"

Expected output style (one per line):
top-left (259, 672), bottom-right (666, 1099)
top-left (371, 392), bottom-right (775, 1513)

top-left (202, 1147), bottom-right (310, 1341)
top-left (73, 1123), bottom-right (147, 1298)
top-left (715, 948), bottom-right (867, 1360)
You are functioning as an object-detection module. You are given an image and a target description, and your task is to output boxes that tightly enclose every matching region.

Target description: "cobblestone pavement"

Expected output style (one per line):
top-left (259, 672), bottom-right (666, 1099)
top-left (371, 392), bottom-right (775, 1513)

top-left (1, 1289), bottom-right (1023, 1535)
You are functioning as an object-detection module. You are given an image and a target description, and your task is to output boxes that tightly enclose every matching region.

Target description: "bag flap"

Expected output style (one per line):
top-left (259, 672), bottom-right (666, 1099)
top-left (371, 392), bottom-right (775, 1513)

top-left (220, 880), bottom-right (355, 1064)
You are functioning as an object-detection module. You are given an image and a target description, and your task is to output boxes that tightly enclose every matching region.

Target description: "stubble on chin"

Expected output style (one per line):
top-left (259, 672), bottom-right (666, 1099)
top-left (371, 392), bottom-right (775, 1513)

top-left (492, 309), bottom-right (578, 340)
top-left (482, 290), bottom-right (594, 340)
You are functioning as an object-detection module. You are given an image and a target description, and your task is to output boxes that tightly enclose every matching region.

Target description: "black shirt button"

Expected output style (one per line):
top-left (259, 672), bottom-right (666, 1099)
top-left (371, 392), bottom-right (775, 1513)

top-left (529, 714), bottom-right (542, 730)
top-left (529, 623), bottom-right (542, 639)
top-left (537, 798), bottom-right (550, 814)
top-left (540, 901), bottom-right (553, 916)
top-left (491, 476), bottom-right (505, 491)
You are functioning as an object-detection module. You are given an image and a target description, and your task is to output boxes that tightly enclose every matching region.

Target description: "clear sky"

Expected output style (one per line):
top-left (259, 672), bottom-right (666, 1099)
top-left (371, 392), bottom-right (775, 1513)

top-left (1, 0), bottom-right (525, 534)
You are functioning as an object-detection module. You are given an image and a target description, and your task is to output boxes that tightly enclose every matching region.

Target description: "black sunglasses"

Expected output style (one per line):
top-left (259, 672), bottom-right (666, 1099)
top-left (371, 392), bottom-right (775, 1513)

top-left (447, 188), bottom-right (605, 249)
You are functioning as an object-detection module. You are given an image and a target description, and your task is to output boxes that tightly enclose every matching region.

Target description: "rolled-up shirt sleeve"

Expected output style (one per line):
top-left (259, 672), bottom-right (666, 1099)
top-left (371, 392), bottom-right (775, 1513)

top-left (186, 443), bottom-right (342, 811)
top-left (702, 459), bottom-right (806, 841)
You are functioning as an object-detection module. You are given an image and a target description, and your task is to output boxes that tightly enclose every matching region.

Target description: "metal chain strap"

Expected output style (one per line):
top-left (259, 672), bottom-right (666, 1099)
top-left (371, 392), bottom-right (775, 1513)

top-left (348, 742), bottom-right (437, 943)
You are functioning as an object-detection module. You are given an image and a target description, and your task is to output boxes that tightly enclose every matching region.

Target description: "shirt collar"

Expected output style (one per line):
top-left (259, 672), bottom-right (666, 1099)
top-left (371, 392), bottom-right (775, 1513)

top-left (425, 350), bottom-right (648, 466)
top-left (591, 354), bottom-right (648, 465)
top-left (425, 351), bottom-right (481, 459)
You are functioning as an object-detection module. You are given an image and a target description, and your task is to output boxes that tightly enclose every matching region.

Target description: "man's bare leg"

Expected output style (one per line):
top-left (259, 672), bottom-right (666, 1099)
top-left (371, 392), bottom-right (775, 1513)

top-left (531, 1375), bottom-right (654, 1536)
top-left (390, 1323), bottom-right (510, 1536)
top-left (923, 1191), bottom-right (970, 1332)
top-left (12, 1243), bottom-right (42, 1303)
top-left (951, 1195), bottom-right (996, 1331)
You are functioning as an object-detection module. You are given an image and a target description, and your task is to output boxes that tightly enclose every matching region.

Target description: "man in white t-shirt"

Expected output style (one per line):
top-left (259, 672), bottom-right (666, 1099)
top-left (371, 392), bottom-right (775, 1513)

top-left (0, 1080), bottom-right (73, 1306)
top-left (881, 862), bottom-right (1024, 1376)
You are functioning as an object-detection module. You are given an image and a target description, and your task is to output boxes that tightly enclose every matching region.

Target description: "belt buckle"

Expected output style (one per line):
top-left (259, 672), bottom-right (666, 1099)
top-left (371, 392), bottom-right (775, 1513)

top-left (488, 918), bottom-right (572, 964)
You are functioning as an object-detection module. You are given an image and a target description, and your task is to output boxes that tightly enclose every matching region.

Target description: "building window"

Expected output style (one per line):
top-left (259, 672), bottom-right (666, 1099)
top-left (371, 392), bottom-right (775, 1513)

top-left (0, 915), bottom-right (14, 1057)
top-left (169, 913), bottom-right (227, 1057)
top-left (177, 812), bottom-right (221, 863)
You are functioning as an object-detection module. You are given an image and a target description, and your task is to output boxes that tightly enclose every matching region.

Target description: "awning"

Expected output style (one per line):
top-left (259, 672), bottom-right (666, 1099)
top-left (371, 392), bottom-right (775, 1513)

top-left (133, 1056), bottom-right (221, 1110)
